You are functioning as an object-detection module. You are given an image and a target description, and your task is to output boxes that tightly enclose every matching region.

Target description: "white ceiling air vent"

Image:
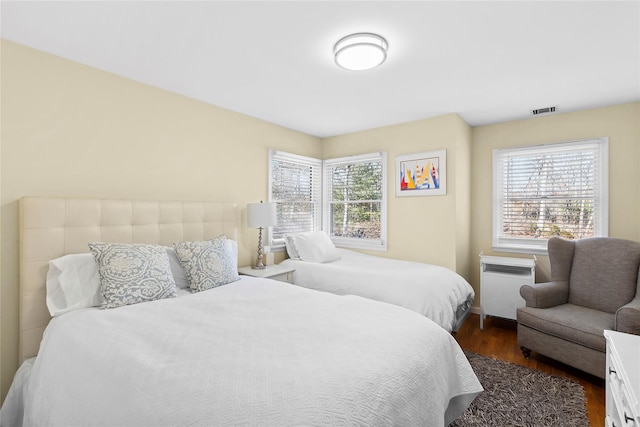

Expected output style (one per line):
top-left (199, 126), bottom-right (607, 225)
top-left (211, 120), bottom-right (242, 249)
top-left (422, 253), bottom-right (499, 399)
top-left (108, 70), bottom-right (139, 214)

top-left (531, 106), bottom-right (557, 115)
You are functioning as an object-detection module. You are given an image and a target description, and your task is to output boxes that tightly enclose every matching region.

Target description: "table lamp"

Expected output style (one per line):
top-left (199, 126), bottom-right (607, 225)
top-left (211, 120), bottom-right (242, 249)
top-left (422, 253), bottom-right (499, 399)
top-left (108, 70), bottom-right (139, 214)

top-left (247, 201), bottom-right (277, 269)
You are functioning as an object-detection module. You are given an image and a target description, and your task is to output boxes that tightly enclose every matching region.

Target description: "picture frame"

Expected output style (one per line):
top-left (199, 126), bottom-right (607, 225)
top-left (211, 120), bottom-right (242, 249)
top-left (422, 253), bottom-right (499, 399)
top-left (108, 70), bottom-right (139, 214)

top-left (395, 149), bottom-right (446, 197)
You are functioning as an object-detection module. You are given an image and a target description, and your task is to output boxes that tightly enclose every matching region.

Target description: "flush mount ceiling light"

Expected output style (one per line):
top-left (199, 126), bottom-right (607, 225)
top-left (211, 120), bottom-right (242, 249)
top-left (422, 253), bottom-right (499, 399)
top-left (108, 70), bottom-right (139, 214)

top-left (334, 33), bottom-right (388, 71)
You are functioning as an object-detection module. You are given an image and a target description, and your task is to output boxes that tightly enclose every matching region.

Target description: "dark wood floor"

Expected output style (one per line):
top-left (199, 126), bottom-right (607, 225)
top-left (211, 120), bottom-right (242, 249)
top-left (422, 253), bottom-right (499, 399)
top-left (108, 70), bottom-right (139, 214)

top-left (453, 313), bottom-right (605, 427)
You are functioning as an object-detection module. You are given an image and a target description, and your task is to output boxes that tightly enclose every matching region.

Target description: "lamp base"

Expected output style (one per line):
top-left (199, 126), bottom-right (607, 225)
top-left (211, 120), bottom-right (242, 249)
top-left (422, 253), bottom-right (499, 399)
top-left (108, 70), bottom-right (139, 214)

top-left (254, 227), bottom-right (267, 270)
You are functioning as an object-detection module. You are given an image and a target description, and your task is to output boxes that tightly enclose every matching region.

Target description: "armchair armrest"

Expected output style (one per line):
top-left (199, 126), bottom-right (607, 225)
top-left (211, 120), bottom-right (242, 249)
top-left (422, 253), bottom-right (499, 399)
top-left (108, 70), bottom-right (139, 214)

top-left (520, 281), bottom-right (568, 309)
top-left (615, 297), bottom-right (640, 335)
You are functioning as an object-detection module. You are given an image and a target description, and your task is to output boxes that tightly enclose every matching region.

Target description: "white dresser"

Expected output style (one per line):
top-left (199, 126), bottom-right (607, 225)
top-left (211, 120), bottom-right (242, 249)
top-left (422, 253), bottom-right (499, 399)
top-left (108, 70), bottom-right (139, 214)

top-left (605, 330), bottom-right (640, 427)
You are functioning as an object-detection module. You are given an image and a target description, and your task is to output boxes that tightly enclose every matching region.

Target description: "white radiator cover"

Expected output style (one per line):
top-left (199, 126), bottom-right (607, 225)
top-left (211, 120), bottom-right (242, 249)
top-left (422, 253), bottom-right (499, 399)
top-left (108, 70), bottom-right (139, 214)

top-left (479, 254), bottom-right (536, 329)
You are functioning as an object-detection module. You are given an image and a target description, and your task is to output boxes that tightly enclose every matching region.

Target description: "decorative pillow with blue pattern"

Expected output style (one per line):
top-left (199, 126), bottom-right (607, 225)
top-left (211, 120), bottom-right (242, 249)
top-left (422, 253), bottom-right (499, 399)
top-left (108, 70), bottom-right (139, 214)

top-left (89, 242), bottom-right (177, 309)
top-left (173, 235), bottom-right (240, 293)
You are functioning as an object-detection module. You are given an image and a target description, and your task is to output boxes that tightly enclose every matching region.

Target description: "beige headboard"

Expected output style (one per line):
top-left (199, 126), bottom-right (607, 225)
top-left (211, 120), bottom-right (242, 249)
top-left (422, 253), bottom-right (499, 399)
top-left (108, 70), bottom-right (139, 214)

top-left (19, 197), bottom-right (238, 361)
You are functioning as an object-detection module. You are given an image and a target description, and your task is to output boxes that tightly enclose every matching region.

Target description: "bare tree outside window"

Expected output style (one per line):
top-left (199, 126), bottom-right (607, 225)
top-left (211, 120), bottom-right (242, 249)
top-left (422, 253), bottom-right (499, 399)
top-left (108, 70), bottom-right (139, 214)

top-left (269, 150), bottom-right (387, 251)
top-left (328, 161), bottom-right (383, 240)
top-left (493, 139), bottom-right (608, 254)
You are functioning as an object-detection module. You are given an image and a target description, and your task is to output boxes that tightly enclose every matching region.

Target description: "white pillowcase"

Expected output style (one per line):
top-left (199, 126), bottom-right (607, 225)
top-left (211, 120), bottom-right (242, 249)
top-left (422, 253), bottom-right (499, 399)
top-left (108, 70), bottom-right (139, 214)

top-left (290, 231), bottom-right (340, 263)
top-left (46, 253), bottom-right (103, 316)
top-left (225, 239), bottom-right (239, 263)
top-left (166, 248), bottom-right (190, 290)
top-left (284, 235), bottom-right (300, 260)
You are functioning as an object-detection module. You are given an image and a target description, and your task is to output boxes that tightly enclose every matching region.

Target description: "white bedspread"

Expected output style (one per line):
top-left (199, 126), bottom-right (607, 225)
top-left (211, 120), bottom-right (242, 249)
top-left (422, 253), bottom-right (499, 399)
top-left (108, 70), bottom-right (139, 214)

top-left (281, 249), bottom-right (475, 332)
top-left (4, 277), bottom-right (482, 427)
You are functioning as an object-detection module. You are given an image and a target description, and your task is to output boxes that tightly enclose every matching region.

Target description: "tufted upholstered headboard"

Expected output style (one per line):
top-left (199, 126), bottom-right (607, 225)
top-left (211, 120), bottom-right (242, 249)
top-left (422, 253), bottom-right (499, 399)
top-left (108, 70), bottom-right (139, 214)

top-left (19, 197), bottom-right (238, 362)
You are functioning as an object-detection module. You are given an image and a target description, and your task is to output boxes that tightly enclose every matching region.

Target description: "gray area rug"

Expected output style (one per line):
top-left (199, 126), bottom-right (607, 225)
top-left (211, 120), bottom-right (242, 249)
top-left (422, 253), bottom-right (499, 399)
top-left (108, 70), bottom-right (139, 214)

top-left (450, 350), bottom-right (589, 427)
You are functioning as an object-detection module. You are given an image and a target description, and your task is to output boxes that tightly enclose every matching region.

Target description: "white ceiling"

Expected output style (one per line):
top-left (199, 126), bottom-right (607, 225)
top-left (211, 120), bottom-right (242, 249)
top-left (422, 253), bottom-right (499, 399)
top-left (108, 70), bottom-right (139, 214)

top-left (2, 1), bottom-right (639, 138)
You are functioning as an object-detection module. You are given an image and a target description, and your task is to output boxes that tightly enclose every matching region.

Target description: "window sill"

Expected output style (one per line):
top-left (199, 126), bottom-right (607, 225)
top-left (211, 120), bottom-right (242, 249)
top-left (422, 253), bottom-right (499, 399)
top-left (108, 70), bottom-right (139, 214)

top-left (332, 238), bottom-right (387, 252)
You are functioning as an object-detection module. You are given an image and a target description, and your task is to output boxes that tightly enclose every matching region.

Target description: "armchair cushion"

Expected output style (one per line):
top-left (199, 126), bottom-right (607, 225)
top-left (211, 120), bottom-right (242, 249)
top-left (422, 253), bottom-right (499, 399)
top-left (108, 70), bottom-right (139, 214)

top-left (517, 304), bottom-right (613, 352)
top-left (568, 238), bottom-right (640, 313)
top-left (616, 297), bottom-right (640, 335)
top-left (520, 281), bottom-right (568, 309)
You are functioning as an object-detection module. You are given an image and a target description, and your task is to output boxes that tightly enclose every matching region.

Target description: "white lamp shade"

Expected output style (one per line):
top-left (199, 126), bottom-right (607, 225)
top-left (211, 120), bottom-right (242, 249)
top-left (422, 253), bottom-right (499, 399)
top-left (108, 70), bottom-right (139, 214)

top-left (247, 202), bottom-right (277, 228)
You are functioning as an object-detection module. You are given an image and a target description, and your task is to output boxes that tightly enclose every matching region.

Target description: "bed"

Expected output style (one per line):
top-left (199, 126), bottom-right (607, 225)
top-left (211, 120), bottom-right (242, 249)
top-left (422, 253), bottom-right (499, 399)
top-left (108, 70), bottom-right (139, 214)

top-left (0, 197), bottom-right (482, 427)
top-left (280, 231), bottom-right (475, 333)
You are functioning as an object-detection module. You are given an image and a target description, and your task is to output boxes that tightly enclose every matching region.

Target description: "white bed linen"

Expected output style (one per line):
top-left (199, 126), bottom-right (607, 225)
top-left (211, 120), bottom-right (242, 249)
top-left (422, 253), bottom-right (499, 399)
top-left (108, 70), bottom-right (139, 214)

top-left (0, 358), bottom-right (33, 427)
top-left (281, 249), bottom-right (475, 332)
top-left (4, 277), bottom-right (481, 427)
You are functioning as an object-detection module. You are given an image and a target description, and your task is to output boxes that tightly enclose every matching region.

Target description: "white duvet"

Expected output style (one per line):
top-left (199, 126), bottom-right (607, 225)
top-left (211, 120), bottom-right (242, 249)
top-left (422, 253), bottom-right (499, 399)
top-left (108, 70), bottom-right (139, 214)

top-left (281, 249), bottom-right (475, 332)
top-left (3, 277), bottom-right (482, 427)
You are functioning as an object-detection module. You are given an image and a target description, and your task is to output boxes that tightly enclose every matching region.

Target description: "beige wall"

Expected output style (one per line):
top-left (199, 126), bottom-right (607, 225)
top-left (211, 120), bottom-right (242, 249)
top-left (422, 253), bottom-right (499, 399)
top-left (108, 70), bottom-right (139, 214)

top-left (322, 113), bottom-right (472, 276)
top-left (0, 40), bottom-right (322, 402)
top-left (469, 102), bottom-right (640, 297)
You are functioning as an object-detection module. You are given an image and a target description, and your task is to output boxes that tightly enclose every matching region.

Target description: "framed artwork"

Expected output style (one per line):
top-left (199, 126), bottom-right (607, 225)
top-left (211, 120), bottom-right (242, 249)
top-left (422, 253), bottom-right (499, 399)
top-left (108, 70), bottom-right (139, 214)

top-left (395, 149), bottom-right (446, 197)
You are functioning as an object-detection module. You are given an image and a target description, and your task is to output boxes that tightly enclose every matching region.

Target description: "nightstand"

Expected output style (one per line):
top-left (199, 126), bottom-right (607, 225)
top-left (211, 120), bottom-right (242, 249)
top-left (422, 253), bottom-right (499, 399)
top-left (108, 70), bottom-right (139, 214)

top-left (238, 264), bottom-right (295, 284)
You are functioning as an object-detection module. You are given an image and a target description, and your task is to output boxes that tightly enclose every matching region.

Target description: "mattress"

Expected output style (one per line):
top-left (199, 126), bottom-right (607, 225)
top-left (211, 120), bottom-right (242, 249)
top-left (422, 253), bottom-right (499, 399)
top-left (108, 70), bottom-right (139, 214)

top-left (281, 249), bottom-right (475, 332)
top-left (1, 277), bottom-right (482, 427)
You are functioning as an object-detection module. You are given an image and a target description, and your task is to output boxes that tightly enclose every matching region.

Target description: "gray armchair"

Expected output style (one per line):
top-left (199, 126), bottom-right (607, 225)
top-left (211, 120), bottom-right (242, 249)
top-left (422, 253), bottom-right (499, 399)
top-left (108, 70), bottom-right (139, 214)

top-left (517, 236), bottom-right (640, 379)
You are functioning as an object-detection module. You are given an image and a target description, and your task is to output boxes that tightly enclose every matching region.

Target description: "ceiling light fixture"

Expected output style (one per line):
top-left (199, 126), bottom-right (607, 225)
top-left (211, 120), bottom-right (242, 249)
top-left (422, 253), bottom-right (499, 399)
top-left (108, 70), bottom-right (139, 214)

top-left (334, 33), bottom-right (388, 71)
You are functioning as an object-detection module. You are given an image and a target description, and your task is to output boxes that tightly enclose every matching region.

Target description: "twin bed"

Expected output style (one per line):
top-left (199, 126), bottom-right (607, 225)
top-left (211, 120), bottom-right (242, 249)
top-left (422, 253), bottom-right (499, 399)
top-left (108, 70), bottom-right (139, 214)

top-left (1, 197), bottom-right (482, 427)
top-left (280, 232), bottom-right (474, 333)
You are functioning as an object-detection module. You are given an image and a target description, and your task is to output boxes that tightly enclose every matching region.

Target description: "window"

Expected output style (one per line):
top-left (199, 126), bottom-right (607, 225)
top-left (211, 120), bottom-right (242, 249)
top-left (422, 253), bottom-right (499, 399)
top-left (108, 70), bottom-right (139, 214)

top-left (324, 152), bottom-right (387, 250)
top-left (269, 150), bottom-right (322, 246)
top-left (269, 150), bottom-right (387, 251)
top-left (493, 138), bottom-right (608, 255)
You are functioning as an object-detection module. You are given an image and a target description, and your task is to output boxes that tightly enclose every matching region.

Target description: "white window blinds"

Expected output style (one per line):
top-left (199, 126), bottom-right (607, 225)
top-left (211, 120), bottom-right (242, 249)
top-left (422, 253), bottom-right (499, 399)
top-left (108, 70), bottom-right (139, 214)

top-left (269, 150), bottom-right (322, 242)
top-left (493, 138), bottom-right (608, 254)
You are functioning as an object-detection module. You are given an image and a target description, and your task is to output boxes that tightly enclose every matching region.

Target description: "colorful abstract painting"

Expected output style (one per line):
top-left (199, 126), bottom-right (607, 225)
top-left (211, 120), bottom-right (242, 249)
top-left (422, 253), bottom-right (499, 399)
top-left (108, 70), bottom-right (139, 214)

top-left (395, 150), bottom-right (446, 196)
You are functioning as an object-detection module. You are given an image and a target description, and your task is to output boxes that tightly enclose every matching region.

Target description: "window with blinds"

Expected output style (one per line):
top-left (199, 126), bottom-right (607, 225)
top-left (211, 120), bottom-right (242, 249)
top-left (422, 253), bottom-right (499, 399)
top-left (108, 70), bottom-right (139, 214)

top-left (492, 138), bottom-right (608, 254)
top-left (324, 152), bottom-right (387, 250)
top-left (269, 150), bottom-right (322, 244)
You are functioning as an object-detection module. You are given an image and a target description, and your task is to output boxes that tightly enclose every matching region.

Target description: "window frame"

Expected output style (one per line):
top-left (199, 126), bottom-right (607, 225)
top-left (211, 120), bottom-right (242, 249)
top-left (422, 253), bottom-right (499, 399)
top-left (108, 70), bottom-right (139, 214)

top-left (492, 137), bottom-right (609, 255)
top-left (268, 149), bottom-right (322, 251)
top-left (323, 152), bottom-right (387, 251)
top-left (268, 150), bottom-right (387, 252)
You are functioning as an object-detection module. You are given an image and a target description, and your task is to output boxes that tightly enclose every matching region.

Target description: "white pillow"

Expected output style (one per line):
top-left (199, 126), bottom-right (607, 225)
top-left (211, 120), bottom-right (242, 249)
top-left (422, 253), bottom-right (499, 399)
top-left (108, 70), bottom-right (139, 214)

top-left (225, 239), bottom-right (239, 262)
top-left (284, 235), bottom-right (300, 259)
top-left (46, 253), bottom-right (103, 316)
top-left (290, 231), bottom-right (340, 263)
top-left (166, 248), bottom-right (190, 290)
